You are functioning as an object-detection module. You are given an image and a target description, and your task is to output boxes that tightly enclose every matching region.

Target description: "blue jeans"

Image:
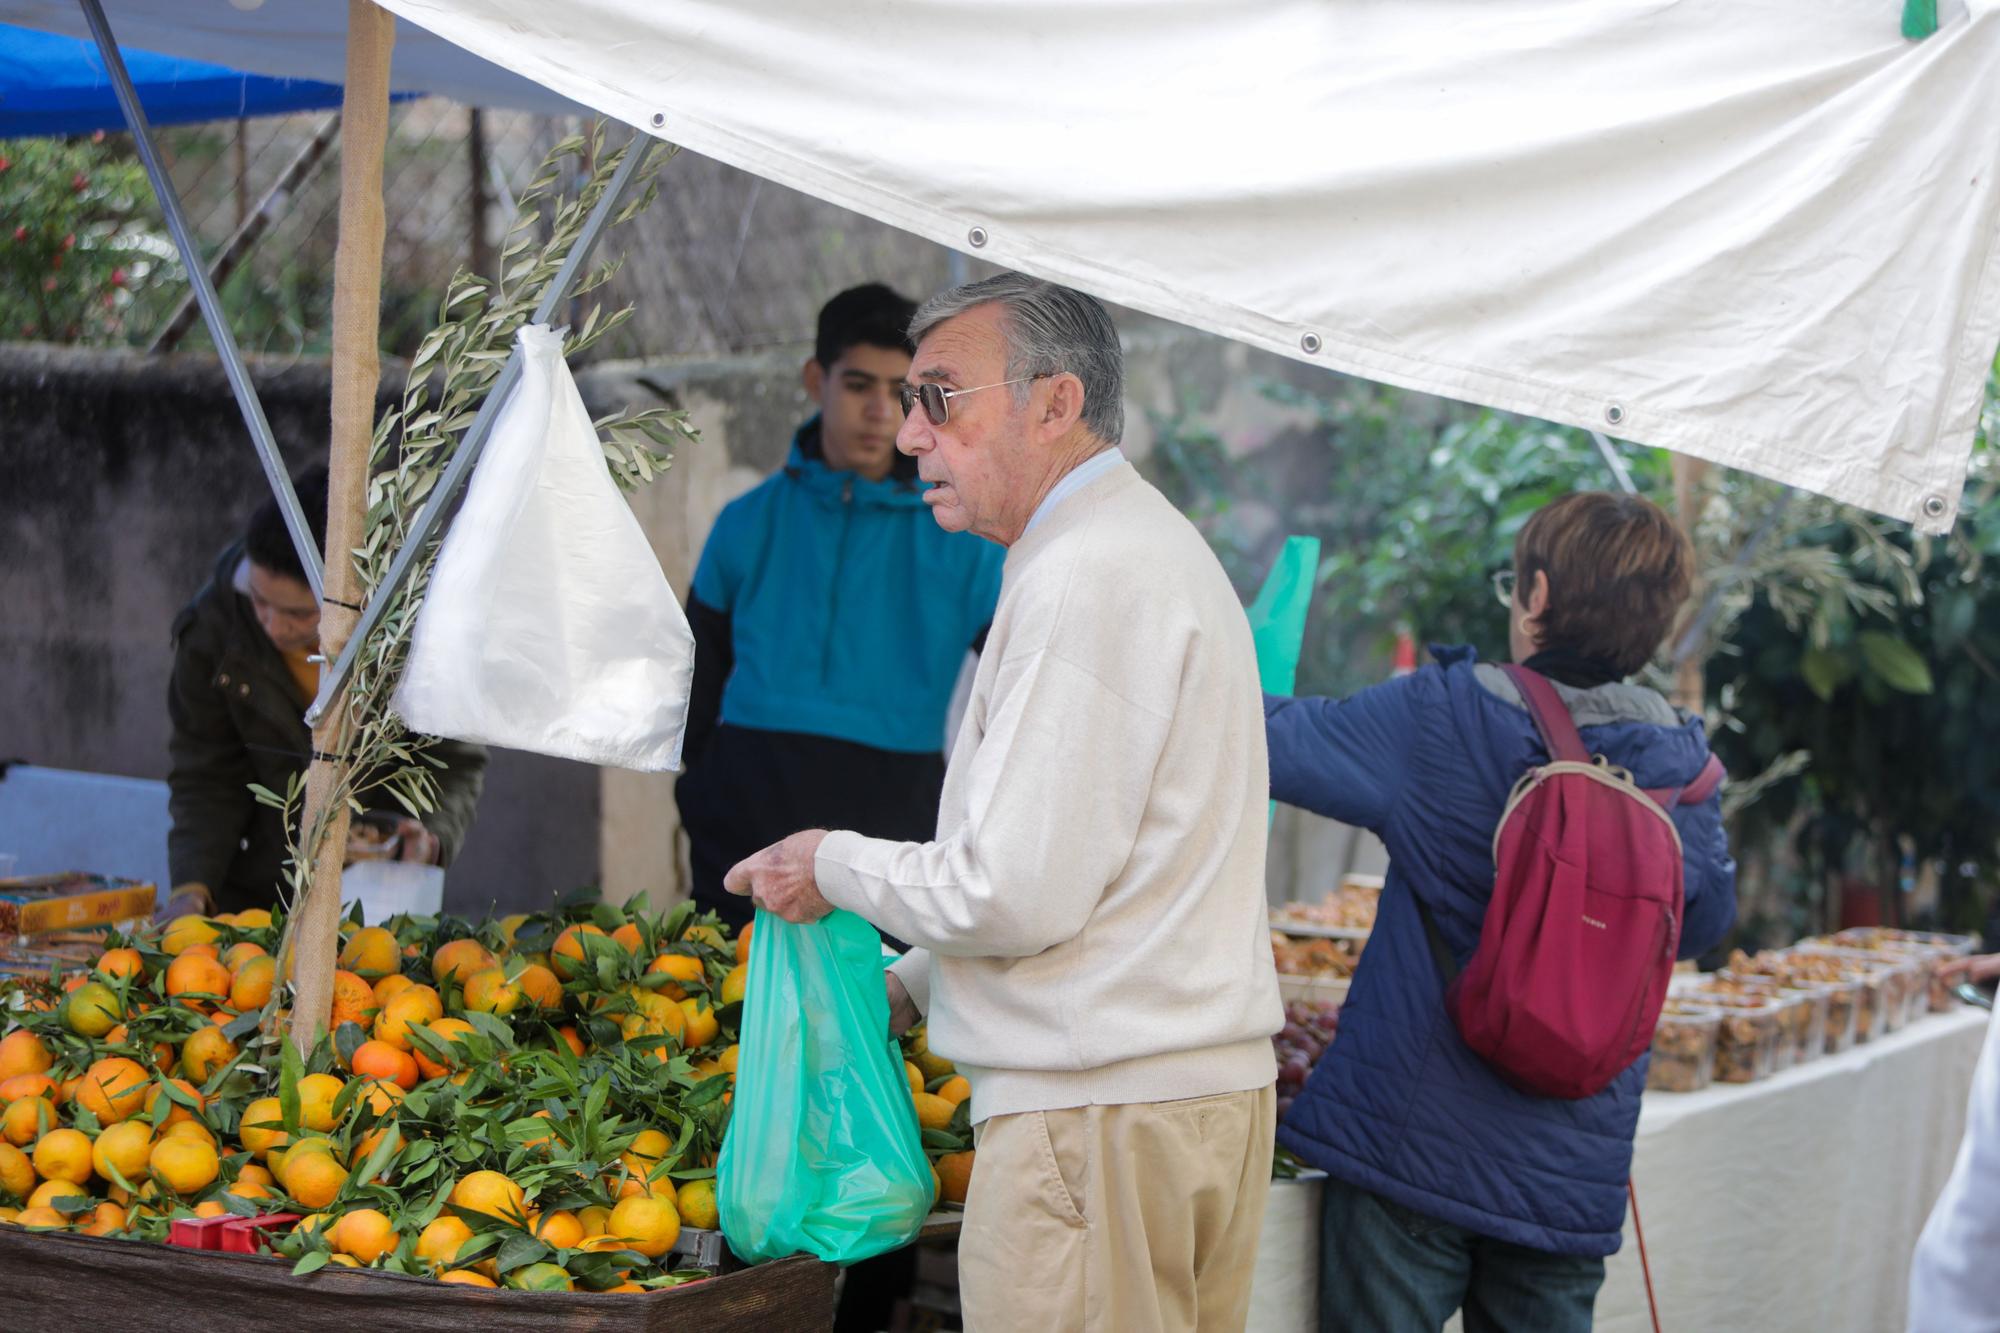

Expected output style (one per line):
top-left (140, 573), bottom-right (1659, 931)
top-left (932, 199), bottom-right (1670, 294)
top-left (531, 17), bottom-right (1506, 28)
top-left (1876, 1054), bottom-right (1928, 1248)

top-left (1319, 1177), bottom-right (1606, 1332)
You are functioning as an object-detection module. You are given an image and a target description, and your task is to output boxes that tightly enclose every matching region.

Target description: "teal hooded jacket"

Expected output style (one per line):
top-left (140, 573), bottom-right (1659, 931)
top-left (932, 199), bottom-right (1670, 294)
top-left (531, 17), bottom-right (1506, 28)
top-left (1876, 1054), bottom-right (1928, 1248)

top-left (688, 417), bottom-right (1004, 756)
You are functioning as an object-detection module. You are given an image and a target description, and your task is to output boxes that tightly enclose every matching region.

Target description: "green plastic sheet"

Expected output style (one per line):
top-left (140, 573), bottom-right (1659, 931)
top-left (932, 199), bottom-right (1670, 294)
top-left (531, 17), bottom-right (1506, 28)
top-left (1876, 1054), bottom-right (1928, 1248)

top-left (1248, 535), bottom-right (1320, 822)
top-left (1248, 535), bottom-right (1320, 696)
top-left (717, 908), bottom-right (935, 1265)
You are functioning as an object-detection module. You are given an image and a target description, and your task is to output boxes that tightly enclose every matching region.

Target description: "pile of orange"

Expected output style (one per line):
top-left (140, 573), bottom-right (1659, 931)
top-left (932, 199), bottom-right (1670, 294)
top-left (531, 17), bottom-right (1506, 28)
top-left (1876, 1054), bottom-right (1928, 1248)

top-left (0, 901), bottom-right (756, 1294)
top-left (901, 1025), bottom-right (977, 1207)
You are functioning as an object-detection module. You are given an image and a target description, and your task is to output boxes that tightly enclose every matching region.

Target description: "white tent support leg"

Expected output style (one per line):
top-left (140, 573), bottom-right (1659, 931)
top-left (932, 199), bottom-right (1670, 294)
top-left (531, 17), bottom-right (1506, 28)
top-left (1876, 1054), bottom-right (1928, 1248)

top-left (76, 0), bottom-right (326, 599)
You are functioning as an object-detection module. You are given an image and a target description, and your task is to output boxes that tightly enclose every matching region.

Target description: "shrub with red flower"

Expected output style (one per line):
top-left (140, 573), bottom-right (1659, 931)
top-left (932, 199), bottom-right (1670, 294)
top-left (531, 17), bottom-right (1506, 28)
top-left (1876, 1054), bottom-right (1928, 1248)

top-left (1, 133), bottom-right (166, 344)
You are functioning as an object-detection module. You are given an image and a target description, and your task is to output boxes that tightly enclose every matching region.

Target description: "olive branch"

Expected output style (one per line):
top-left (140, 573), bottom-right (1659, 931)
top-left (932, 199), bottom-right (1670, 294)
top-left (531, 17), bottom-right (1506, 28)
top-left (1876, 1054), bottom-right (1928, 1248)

top-left (258, 125), bottom-right (696, 984)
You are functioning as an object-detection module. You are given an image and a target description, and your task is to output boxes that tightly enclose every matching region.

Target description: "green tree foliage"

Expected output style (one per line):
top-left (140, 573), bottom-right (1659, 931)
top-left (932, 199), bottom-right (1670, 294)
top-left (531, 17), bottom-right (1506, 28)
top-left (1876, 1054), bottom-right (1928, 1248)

top-left (1307, 405), bottom-right (1676, 690)
top-left (1706, 367), bottom-right (2000, 935)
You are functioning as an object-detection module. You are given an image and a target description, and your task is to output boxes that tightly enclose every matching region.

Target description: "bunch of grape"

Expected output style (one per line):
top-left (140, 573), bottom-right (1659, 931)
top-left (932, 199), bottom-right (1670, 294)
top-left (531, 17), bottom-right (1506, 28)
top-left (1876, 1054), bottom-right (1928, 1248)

top-left (1274, 999), bottom-right (1341, 1121)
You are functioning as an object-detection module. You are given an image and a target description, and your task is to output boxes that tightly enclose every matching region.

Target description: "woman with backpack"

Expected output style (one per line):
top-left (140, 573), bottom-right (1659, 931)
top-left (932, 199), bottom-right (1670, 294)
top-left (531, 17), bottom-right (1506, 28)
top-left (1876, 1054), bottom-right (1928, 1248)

top-left (1267, 491), bottom-right (1737, 1331)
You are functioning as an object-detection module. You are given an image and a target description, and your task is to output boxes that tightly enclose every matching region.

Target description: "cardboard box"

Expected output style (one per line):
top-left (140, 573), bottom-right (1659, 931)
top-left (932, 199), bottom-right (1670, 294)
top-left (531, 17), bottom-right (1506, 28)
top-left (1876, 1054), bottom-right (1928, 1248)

top-left (0, 937), bottom-right (101, 980)
top-left (0, 872), bottom-right (157, 936)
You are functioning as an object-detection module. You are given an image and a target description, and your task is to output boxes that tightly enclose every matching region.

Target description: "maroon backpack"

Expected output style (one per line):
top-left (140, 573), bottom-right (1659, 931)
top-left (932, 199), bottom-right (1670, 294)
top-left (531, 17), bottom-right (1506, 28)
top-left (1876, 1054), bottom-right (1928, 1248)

top-left (1422, 665), bottom-right (1725, 1101)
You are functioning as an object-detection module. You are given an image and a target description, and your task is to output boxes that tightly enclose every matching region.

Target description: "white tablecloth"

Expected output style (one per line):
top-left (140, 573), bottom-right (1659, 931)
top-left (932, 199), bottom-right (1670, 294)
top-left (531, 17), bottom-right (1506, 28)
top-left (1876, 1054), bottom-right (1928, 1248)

top-left (1595, 1007), bottom-right (1988, 1333)
top-left (1249, 1172), bottom-right (1324, 1332)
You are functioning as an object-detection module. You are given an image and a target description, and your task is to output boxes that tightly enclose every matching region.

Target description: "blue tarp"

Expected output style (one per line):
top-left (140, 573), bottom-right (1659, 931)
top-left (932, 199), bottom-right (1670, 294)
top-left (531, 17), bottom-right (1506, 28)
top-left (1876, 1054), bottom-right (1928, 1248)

top-left (0, 23), bottom-right (354, 137)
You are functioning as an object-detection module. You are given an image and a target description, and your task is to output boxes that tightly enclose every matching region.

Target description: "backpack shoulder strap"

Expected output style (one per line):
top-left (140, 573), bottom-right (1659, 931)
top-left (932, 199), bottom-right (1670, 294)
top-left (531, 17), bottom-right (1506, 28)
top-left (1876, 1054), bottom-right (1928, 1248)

top-left (1642, 753), bottom-right (1726, 810)
top-left (1506, 664), bottom-right (1726, 807)
top-left (1678, 754), bottom-right (1725, 805)
top-left (1501, 664), bottom-right (1590, 763)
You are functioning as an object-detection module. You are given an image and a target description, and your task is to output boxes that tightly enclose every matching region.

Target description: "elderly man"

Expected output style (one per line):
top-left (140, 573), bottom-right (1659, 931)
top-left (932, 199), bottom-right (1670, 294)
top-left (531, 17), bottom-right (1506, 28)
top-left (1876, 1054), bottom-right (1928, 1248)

top-left (726, 274), bottom-right (1283, 1332)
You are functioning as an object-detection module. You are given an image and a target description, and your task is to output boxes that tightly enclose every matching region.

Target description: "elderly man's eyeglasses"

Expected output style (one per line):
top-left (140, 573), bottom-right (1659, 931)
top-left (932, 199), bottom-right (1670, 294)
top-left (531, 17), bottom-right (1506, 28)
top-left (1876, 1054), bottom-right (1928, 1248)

top-left (1492, 569), bottom-right (1516, 608)
top-left (898, 374), bottom-right (1052, 426)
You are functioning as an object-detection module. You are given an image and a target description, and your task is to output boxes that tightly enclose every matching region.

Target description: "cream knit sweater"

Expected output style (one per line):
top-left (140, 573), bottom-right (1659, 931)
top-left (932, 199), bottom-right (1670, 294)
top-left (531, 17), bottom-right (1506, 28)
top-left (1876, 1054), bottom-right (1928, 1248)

top-left (816, 462), bottom-right (1282, 1124)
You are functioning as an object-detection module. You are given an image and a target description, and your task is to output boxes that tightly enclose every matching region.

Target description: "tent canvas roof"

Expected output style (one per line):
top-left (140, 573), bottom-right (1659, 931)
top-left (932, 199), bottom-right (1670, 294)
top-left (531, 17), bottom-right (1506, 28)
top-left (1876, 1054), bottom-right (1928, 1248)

top-left (6, 0), bottom-right (1998, 531)
top-left (0, 22), bottom-right (365, 134)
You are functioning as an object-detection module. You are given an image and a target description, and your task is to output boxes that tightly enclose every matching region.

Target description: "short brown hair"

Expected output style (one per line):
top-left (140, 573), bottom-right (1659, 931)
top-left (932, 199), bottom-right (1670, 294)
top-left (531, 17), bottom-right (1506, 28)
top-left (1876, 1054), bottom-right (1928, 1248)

top-left (1513, 492), bottom-right (1694, 678)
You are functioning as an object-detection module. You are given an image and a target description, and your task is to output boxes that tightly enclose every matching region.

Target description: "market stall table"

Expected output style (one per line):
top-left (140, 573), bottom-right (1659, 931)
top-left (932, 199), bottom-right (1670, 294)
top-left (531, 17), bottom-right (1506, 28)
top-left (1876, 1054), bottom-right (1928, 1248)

top-left (1596, 1006), bottom-right (1987, 1333)
top-left (0, 1224), bottom-right (838, 1331)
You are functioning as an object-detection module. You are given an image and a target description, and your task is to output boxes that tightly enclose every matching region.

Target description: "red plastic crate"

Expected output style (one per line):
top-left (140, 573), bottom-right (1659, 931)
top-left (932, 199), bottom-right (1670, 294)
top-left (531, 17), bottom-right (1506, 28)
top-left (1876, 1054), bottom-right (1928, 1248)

top-left (167, 1215), bottom-right (233, 1250)
top-left (218, 1212), bottom-right (301, 1255)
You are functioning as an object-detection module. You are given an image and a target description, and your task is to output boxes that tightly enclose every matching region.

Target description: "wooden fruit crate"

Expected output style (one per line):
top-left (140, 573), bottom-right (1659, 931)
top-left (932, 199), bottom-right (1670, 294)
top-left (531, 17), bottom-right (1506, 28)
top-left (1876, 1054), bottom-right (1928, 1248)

top-left (0, 1224), bottom-right (835, 1332)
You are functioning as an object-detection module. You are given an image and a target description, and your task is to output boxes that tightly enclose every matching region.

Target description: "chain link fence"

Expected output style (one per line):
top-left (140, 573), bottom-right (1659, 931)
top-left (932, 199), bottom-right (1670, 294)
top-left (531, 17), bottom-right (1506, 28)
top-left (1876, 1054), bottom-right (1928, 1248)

top-left (605, 142), bottom-right (964, 361)
top-left (58, 100), bottom-right (965, 364)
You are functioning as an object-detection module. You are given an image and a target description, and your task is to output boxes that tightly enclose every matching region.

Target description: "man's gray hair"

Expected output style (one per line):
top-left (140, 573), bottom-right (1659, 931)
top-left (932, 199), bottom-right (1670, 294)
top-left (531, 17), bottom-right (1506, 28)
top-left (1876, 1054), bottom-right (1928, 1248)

top-left (910, 273), bottom-right (1124, 446)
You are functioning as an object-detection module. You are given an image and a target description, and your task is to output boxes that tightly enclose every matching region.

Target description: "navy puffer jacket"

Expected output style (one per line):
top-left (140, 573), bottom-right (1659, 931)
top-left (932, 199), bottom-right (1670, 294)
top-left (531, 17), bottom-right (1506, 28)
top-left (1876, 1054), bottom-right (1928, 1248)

top-left (1268, 646), bottom-right (1736, 1257)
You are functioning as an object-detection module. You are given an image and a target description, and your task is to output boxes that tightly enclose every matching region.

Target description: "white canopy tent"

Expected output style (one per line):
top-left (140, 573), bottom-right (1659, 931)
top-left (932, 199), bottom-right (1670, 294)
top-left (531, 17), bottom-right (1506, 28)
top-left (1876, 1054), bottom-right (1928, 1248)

top-left (8, 0), bottom-right (2000, 531)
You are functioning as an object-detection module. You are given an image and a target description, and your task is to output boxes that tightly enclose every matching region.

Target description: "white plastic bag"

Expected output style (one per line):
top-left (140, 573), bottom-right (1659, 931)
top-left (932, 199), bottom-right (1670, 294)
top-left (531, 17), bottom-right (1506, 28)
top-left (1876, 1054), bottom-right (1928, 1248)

top-left (393, 324), bottom-right (694, 771)
top-left (339, 861), bottom-right (446, 926)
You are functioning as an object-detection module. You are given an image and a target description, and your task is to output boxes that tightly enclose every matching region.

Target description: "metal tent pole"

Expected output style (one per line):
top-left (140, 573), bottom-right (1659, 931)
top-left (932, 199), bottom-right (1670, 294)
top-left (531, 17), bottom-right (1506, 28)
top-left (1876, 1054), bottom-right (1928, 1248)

top-left (1592, 431), bottom-right (1638, 494)
top-left (77, 0), bottom-right (325, 601)
top-left (304, 131), bottom-right (651, 726)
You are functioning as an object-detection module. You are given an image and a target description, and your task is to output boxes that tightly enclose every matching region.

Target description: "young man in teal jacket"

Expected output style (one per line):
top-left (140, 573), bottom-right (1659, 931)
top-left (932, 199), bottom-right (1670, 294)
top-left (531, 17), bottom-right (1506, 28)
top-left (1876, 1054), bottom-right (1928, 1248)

top-left (677, 284), bottom-right (1005, 935)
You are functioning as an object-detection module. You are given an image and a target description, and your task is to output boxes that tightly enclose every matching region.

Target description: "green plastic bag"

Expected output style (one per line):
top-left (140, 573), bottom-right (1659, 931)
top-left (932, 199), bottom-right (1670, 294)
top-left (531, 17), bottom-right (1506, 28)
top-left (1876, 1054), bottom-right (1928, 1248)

top-left (717, 908), bottom-right (935, 1265)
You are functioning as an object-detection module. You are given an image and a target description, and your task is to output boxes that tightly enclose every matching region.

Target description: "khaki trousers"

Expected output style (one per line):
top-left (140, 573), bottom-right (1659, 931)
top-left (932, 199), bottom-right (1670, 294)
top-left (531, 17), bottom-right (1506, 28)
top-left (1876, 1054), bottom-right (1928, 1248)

top-left (957, 1084), bottom-right (1276, 1333)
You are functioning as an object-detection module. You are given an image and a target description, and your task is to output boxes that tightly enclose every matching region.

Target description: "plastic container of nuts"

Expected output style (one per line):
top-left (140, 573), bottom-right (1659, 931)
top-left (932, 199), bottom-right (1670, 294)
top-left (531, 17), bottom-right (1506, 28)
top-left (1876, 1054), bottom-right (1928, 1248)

top-left (1693, 988), bottom-right (1804, 1076)
top-left (1817, 976), bottom-right (1862, 1054)
top-left (1724, 950), bottom-right (1864, 1054)
top-left (1648, 1000), bottom-right (1722, 1093)
top-left (1882, 953), bottom-right (1928, 1030)
top-left (1773, 949), bottom-right (1887, 1044)
top-left (1798, 945), bottom-right (1925, 1034)
top-left (1695, 991), bottom-right (1786, 1083)
top-left (1713, 973), bottom-right (1829, 1067)
top-left (1829, 928), bottom-right (1978, 1013)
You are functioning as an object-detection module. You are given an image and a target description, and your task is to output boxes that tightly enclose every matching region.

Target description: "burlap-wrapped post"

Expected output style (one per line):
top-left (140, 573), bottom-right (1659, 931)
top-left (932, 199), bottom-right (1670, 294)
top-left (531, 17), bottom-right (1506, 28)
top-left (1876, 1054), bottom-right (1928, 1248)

top-left (288, 0), bottom-right (395, 1056)
top-left (1670, 453), bottom-right (1712, 712)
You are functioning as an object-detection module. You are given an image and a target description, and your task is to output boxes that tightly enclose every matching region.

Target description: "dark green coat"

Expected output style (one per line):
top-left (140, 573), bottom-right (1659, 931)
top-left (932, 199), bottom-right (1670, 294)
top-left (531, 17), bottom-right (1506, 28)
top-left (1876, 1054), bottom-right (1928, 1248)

top-left (167, 542), bottom-right (487, 913)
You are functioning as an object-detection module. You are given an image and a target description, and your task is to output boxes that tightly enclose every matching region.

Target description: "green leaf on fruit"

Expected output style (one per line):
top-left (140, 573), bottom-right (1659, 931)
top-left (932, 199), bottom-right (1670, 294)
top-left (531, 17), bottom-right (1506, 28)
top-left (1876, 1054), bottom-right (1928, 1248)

top-left (496, 1231), bottom-right (552, 1273)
